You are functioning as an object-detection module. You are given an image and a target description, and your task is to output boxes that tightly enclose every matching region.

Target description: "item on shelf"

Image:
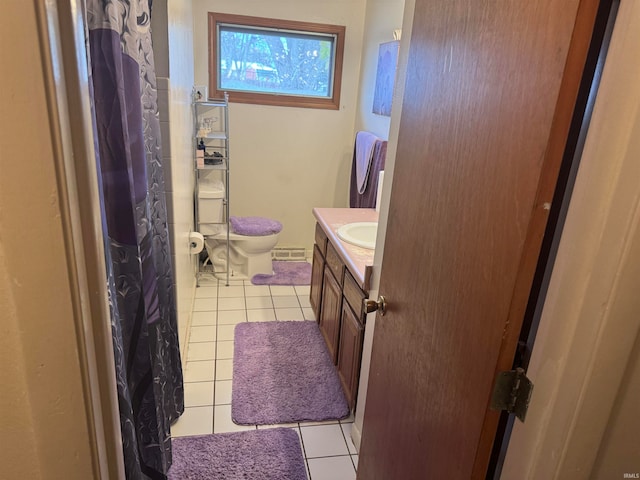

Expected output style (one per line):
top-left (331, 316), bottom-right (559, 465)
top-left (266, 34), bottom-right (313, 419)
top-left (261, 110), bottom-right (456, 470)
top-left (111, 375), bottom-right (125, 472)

top-left (196, 140), bottom-right (205, 168)
top-left (204, 150), bottom-right (224, 165)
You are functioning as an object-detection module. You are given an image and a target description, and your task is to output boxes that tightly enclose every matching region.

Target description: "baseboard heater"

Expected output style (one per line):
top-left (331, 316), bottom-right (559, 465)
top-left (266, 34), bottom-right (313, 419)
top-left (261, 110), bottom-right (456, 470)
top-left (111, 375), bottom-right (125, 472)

top-left (271, 247), bottom-right (308, 261)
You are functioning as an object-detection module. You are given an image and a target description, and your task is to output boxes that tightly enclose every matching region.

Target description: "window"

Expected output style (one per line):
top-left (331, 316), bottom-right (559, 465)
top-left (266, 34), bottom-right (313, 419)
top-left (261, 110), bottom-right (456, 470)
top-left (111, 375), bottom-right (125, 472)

top-left (208, 13), bottom-right (345, 110)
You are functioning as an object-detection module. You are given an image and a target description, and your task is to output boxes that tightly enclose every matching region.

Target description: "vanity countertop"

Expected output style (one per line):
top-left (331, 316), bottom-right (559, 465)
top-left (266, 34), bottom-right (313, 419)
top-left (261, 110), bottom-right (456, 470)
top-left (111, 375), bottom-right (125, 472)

top-left (312, 207), bottom-right (378, 291)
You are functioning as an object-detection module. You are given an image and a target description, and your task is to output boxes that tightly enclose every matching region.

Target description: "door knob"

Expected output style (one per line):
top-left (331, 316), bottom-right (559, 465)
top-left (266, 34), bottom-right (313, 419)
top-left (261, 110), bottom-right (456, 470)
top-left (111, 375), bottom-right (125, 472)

top-left (364, 296), bottom-right (387, 316)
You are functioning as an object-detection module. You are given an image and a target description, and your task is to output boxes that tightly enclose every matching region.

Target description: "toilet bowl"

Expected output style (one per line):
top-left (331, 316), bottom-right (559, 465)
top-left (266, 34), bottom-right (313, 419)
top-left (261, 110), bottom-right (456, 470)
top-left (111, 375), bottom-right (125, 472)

top-left (201, 217), bottom-right (282, 279)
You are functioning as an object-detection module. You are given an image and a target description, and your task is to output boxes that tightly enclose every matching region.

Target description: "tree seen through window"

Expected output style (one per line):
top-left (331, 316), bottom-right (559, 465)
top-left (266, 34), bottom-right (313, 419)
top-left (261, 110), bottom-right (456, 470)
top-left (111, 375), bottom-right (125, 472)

top-left (209, 13), bottom-right (345, 109)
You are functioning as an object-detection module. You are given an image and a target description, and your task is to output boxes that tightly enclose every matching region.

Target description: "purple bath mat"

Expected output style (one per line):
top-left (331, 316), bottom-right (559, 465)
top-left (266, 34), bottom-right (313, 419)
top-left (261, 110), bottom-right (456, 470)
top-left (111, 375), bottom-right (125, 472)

top-left (251, 261), bottom-right (311, 286)
top-left (232, 321), bottom-right (350, 425)
top-left (168, 428), bottom-right (307, 480)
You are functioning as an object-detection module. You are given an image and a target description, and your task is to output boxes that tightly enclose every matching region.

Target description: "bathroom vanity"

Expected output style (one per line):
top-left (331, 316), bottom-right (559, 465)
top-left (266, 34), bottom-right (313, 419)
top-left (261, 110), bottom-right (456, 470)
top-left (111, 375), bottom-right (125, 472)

top-left (310, 208), bottom-right (377, 411)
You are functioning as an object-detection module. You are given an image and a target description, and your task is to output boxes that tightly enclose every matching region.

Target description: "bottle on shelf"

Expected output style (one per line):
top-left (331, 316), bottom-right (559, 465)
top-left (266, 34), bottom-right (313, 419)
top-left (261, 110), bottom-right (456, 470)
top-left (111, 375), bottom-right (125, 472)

top-left (196, 139), bottom-right (205, 168)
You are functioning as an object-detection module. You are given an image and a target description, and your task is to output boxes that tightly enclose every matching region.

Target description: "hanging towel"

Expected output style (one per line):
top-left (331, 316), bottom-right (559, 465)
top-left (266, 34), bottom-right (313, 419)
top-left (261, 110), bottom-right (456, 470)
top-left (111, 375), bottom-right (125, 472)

top-left (350, 136), bottom-right (387, 208)
top-left (355, 131), bottom-right (380, 194)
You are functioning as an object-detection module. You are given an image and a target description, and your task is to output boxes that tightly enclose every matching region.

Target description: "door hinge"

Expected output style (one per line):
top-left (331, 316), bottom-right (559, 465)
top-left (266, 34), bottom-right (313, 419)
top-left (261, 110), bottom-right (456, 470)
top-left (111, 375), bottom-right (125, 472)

top-left (490, 367), bottom-right (533, 422)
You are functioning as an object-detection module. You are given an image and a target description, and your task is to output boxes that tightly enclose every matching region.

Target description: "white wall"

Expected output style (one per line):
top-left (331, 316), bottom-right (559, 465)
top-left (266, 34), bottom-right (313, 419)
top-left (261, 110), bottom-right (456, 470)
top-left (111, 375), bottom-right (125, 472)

top-left (502, 1), bottom-right (640, 477)
top-left (153, 0), bottom-right (197, 349)
top-left (1, 1), bottom-right (97, 477)
top-left (192, 0), bottom-right (367, 250)
top-left (167, 0), bottom-right (197, 349)
top-left (592, 328), bottom-right (640, 477)
top-left (354, 0), bottom-right (405, 139)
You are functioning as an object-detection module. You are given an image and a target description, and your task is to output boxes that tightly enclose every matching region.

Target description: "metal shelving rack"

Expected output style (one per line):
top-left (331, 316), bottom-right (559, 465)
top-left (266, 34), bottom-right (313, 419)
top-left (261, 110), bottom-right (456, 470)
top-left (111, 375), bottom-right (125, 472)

top-left (193, 92), bottom-right (230, 286)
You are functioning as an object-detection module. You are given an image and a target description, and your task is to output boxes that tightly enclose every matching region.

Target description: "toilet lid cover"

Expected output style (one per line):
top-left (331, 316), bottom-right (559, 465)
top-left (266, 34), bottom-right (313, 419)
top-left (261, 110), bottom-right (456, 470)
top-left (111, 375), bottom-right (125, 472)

top-left (230, 216), bottom-right (283, 236)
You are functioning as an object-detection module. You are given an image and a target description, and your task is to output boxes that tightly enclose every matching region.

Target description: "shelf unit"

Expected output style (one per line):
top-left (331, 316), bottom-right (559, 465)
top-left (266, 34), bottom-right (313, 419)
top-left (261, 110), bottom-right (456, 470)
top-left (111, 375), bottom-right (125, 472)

top-left (193, 93), bottom-right (230, 286)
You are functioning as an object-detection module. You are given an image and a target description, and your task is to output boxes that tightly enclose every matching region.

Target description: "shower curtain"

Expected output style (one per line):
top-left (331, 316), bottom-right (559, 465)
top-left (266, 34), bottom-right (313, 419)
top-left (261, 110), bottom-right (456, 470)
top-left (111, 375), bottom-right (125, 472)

top-left (86, 1), bottom-right (184, 478)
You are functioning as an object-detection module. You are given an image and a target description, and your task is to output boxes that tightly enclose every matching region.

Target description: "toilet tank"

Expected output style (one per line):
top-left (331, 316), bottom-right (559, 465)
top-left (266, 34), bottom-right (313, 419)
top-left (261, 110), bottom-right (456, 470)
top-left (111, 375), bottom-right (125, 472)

top-left (198, 178), bottom-right (225, 224)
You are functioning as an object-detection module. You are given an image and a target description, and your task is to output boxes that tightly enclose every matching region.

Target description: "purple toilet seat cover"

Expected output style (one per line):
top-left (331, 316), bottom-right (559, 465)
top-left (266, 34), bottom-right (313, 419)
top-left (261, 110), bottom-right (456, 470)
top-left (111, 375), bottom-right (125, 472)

top-left (230, 216), bottom-right (283, 236)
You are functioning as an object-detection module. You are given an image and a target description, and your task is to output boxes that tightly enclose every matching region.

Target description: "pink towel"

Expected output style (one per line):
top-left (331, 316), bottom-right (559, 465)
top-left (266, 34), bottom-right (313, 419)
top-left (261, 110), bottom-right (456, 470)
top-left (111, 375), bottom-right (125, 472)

top-left (355, 131), bottom-right (380, 194)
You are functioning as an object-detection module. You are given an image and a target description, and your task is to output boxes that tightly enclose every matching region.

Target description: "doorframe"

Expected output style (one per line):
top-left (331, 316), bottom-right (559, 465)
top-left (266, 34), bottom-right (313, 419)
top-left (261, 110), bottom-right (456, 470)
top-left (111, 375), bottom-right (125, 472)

top-left (502, 0), bottom-right (640, 476)
top-left (36, 0), bottom-right (124, 477)
top-left (490, 0), bottom-right (619, 475)
top-left (353, 0), bottom-right (640, 477)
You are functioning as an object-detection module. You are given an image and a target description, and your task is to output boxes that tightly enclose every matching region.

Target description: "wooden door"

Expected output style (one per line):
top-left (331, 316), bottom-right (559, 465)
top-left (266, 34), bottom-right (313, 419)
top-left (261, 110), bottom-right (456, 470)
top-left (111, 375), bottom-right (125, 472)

top-left (358, 1), bottom-right (600, 478)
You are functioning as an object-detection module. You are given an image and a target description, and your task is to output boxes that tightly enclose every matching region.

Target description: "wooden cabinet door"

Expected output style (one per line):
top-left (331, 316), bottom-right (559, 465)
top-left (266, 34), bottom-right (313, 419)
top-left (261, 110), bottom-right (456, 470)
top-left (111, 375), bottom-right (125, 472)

top-left (318, 266), bottom-right (341, 364)
top-left (309, 244), bottom-right (324, 322)
top-left (337, 302), bottom-right (364, 410)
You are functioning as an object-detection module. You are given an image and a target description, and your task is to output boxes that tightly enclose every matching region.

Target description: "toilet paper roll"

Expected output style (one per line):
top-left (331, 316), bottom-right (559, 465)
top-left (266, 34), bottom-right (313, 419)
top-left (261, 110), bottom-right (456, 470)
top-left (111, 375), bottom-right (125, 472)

top-left (189, 232), bottom-right (205, 254)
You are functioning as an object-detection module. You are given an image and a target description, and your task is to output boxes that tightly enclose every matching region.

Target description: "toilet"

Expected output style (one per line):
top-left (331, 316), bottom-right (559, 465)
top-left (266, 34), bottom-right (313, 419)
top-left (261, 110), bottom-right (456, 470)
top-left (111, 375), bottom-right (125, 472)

top-left (198, 176), bottom-right (282, 278)
top-left (201, 216), bottom-right (282, 279)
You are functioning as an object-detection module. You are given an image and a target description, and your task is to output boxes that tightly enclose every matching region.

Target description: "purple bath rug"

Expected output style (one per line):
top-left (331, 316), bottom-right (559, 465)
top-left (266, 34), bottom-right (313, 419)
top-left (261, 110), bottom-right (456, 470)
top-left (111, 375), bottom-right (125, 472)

top-left (232, 321), bottom-right (350, 425)
top-left (251, 261), bottom-right (311, 286)
top-left (168, 428), bottom-right (307, 480)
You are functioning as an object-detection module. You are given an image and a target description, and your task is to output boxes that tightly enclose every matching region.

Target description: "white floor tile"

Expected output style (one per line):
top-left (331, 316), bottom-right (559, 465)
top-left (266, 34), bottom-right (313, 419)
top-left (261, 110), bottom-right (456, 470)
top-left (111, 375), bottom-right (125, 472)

top-left (297, 295), bottom-right (312, 308)
top-left (213, 405), bottom-right (255, 433)
top-left (217, 309), bottom-right (246, 325)
top-left (184, 265), bottom-right (365, 475)
top-left (246, 296), bottom-right (273, 309)
top-left (256, 422), bottom-right (299, 429)
top-left (214, 380), bottom-right (232, 405)
top-left (300, 424), bottom-right (351, 458)
top-left (351, 454), bottom-right (359, 471)
top-left (225, 279), bottom-right (246, 285)
top-left (190, 325), bottom-right (217, 343)
top-left (184, 382), bottom-right (214, 407)
top-left (247, 308), bottom-right (276, 322)
top-left (217, 324), bottom-right (237, 342)
top-left (215, 358), bottom-right (233, 380)
top-left (218, 285), bottom-right (245, 298)
top-left (197, 276), bottom-right (218, 286)
top-left (275, 308), bottom-right (305, 321)
top-left (272, 295), bottom-right (300, 308)
top-left (299, 419), bottom-right (340, 427)
top-left (269, 285), bottom-right (297, 296)
top-left (294, 285), bottom-right (311, 296)
top-left (170, 406), bottom-right (213, 437)
top-left (218, 297), bottom-right (246, 311)
top-left (184, 360), bottom-right (215, 383)
top-left (244, 285), bottom-right (272, 297)
top-left (216, 340), bottom-right (234, 359)
top-left (307, 456), bottom-right (356, 480)
top-left (191, 311), bottom-right (217, 326)
top-left (186, 342), bottom-right (216, 361)
top-left (195, 286), bottom-right (218, 298)
top-left (193, 297), bottom-right (218, 312)
top-left (340, 422), bottom-right (358, 454)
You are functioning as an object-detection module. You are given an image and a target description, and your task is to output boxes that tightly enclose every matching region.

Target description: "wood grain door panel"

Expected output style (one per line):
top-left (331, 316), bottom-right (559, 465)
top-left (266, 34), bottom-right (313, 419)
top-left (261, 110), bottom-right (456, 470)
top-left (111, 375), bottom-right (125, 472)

top-left (310, 244), bottom-right (324, 321)
top-left (337, 302), bottom-right (364, 409)
top-left (318, 266), bottom-right (342, 364)
top-left (358, 0), bottom-right (600, 478)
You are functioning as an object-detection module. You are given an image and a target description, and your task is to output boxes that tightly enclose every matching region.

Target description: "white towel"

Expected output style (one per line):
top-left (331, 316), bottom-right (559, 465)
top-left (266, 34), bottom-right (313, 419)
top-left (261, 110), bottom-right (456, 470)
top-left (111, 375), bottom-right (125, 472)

top-left (355, 131), bottom-right (380, 194)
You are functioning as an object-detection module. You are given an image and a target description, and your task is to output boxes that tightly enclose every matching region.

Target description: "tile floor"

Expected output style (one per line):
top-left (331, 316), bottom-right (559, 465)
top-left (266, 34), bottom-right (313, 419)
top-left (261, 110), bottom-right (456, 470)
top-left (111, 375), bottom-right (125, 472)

top-left (171, 276), bottom-right (358, 480)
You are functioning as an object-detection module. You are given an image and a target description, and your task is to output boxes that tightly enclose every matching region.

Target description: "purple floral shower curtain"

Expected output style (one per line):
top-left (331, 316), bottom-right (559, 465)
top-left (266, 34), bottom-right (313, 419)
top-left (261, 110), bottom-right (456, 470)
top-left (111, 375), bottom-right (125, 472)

top-left (86, 1), bottom-right (184, 478)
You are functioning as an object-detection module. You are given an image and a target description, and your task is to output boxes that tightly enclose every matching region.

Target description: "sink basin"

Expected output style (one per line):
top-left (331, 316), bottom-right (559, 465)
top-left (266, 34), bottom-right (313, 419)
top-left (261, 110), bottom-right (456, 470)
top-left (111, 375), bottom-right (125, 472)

top-left (336, 222), bottom-right (378, 250)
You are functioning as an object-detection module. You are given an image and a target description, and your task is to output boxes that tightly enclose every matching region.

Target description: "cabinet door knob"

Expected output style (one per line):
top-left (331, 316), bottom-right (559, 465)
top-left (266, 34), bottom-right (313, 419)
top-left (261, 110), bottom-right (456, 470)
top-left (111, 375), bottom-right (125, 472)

top-left (364, 296), bottom-right (387, 316)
